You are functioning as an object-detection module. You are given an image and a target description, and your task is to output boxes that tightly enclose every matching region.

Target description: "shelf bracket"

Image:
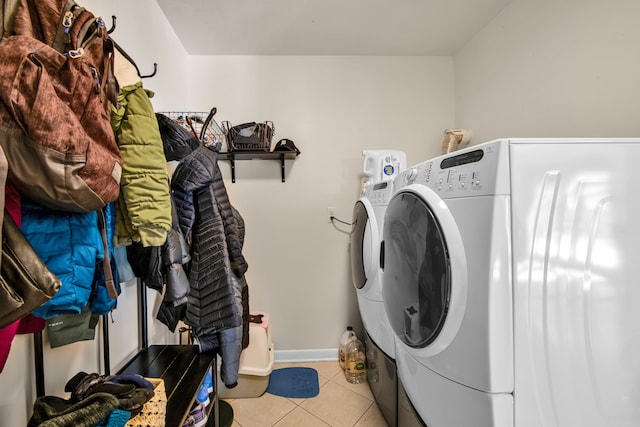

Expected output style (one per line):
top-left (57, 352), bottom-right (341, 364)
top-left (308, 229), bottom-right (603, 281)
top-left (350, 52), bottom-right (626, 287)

top-left (280, 154), bottom-right (286, 182)
top-left (230, 154), bottom-right (236, 183)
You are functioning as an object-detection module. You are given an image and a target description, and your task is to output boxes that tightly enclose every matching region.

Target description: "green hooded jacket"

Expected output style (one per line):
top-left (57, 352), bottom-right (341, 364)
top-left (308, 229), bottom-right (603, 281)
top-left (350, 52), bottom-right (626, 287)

top-left (111, 50), bottom-right (171, 247)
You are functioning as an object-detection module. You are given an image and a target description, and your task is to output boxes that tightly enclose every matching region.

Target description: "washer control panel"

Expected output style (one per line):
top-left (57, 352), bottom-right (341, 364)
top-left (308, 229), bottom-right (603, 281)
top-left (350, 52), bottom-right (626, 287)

top-left (431, 168), bottom-right (483, 193)
top-left (393, 140), bottom-right (510, 197)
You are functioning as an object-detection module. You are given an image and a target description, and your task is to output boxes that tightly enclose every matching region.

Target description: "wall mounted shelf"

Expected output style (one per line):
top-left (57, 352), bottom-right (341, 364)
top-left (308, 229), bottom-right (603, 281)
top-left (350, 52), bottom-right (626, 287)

top-left (218, 150), bottom-right (300, 183)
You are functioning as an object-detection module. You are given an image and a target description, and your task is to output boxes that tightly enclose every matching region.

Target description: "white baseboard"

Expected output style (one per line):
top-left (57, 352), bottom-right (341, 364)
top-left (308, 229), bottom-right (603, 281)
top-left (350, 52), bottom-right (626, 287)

top-left (274, 348), bottom-right (338, 363)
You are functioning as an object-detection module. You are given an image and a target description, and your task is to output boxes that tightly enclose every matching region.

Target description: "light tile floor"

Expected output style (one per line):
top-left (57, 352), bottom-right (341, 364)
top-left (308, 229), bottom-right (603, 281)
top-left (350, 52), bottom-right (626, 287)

top-left (224, 361), bottom-right (389, 427)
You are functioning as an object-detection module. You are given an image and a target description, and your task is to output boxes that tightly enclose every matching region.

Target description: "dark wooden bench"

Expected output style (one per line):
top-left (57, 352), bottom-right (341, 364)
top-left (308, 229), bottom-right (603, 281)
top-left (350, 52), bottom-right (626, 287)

top-left (115, 281), bottom-right (233, 427)
top-left (117, 345), bottom-right (218, 427)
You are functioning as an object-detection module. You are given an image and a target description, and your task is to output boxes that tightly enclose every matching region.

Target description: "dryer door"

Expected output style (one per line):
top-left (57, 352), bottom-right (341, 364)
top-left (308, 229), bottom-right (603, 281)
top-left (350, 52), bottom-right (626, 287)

top-left (382, 184), bottom-right (467, 355)
top-left (350, 198), bottom-right (379, 291)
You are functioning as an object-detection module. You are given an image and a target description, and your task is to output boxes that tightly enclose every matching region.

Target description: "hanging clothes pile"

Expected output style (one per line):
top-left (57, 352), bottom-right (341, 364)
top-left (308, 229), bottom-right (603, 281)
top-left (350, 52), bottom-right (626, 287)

top-left (0, 0), bottom-right (126, 364)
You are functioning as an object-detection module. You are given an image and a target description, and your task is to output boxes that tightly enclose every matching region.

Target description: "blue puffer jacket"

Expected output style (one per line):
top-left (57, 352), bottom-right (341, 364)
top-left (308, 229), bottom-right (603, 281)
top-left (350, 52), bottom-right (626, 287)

top-left (22, 199), bottom-right (118, 319)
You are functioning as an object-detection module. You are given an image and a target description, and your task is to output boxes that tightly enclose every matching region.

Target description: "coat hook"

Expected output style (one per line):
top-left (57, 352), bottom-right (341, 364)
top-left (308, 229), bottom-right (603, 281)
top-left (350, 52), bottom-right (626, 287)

top-left (112, 39), bottom-right (158, 79)
top-left (107, 15), bottom-right (116, 34)
top-left (140, 63), bottom-right (158, 79)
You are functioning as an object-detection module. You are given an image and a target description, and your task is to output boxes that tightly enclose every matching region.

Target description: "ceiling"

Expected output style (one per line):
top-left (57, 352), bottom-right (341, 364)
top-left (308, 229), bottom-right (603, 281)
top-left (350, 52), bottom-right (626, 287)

top-left (155, 0), bottom-right (512, 56)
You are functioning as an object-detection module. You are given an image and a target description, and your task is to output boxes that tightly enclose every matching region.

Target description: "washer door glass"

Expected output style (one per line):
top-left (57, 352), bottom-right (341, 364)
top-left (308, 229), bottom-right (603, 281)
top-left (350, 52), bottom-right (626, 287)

top-left (351, 200), bottom-right (370, 290)
top-left (383, 191), bottom-right (451, 348)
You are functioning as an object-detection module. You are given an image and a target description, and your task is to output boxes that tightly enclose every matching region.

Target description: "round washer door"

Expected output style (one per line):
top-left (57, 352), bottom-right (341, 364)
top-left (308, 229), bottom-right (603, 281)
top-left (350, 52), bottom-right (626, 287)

top-left (382, 184), bottom-right (467, 356)
top-left (350, 198), bottom-right (379, 291)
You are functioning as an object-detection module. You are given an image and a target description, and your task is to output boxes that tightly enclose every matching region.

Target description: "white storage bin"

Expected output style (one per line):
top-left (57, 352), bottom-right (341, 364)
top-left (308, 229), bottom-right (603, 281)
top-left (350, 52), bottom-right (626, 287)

top-left (218, 312), bottom-right (274, 398)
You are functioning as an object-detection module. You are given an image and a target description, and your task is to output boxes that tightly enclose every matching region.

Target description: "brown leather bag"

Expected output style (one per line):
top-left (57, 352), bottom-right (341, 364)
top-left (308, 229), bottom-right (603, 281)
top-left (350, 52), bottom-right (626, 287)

top-left (0, 0), bottom-right (122, 213)
top-left (0, 212), bottom-right (61, 329)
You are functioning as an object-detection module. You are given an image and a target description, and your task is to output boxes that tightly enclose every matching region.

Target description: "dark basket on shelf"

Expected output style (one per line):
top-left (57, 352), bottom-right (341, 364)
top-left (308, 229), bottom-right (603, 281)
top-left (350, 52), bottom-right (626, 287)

top-left (222, 121), bottom-right (274, 151)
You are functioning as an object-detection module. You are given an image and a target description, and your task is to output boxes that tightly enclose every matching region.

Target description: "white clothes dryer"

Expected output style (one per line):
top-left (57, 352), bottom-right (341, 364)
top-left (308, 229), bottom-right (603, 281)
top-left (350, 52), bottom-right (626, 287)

top-left (350, 150), bottom-right (406, 427)
top-left (382, 138), bottom-right (640, 427)
top-left (351, 181), bottom-right (396, 358)
top-left (352, 149), bottom-right (405, 357)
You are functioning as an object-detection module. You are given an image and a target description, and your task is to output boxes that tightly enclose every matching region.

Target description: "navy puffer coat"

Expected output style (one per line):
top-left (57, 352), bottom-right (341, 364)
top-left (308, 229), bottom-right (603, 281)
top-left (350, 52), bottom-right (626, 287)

top-left (171, 145), bottom-right (248, 330)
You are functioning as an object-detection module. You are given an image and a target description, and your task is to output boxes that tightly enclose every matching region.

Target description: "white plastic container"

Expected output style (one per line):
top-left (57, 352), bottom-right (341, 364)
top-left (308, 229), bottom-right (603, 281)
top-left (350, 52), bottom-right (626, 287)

top-left (218, 312), bottom-right (274, 399)
top-left (339, 326), bottom-right (356, 370)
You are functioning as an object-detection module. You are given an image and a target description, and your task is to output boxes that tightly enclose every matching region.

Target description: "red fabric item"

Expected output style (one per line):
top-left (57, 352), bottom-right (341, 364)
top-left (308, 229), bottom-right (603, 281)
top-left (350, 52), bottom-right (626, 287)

top-left (0, 315), bottom-right (43, 374)
top-left (5, 184), bottom-right (20, 225)
top-left (17, 315), bottom-right (45, 334)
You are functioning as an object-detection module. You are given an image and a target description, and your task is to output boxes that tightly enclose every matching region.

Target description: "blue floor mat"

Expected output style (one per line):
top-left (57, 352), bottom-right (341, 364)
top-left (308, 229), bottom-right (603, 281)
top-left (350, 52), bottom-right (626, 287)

top-left (266, 367), bottom-right (320, 398)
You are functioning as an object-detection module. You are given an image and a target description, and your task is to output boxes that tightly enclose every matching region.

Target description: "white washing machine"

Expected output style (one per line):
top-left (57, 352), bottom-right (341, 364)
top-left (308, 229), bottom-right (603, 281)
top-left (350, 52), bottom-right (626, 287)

top-left (382, 138), bottom-right (640, 427)
top-left (350, 150), bottom-right (405, 427)
top-left (383, 142), bottom-right (513, 426)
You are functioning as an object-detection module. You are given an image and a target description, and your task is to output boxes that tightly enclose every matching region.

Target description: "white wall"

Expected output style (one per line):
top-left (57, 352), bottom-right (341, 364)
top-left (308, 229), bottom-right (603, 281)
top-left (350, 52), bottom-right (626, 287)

top-left (186, 55), bottom-right (453, 353)
top-left (455, 0), bottom-right (640, 143)
top-left (83, 0), bottom-right (191, 110)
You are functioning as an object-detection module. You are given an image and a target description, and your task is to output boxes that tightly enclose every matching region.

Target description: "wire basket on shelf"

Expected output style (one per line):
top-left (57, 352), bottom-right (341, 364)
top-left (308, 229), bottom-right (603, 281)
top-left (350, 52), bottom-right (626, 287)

top-left (158, 108), bottom-right (226, 151)
top-left (222, 121), bottom-right (275, 151)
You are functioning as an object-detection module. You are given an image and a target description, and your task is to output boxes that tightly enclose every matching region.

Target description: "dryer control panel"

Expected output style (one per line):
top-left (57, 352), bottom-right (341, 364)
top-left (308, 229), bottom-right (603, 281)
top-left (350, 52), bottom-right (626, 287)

top-left (395, 140), bottom-right (511, 198)
top-left (363, 180), bottom-right (394, 206)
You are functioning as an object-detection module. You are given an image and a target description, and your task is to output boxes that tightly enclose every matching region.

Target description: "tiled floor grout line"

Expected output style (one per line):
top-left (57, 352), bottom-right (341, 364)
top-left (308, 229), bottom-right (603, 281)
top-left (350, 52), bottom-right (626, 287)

top-left (294, 405), bottom-right (331, 427)
top-left (270, 399), bottom-right (298, 427)
top-left (351, 401), bottom-right (375, 427)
